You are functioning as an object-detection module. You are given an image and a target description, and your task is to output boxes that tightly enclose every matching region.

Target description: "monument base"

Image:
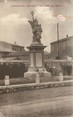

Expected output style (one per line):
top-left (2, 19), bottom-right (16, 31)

top-left (24, 68), bottom-right (51, 83)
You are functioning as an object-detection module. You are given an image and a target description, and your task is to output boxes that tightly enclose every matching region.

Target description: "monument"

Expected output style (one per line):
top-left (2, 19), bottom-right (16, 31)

top-left (24, 11), bottom-right (51, 82)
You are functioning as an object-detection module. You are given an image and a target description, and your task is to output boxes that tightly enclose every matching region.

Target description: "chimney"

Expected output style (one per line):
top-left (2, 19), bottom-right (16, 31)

top-left (14, 41), bottom-right (16, 45)
top-left (66, 34), bottom-right (68, 38)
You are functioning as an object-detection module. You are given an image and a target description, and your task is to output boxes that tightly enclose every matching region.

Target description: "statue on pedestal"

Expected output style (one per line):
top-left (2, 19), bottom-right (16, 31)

top-left (28, 11), bottom-right (42, 43)
top-left (24, 11), bottom-right (51, 81)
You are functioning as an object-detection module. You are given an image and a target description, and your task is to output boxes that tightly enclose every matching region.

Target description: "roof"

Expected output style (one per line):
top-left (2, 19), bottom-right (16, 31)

top-left (51, 36), bottom-right (73, 45)
top-left (0, 45), bottom-right (15, 52)
top-left (7, 51), bottom-right (29, 57)
top-left (0, 41), bottom-right (24, 48)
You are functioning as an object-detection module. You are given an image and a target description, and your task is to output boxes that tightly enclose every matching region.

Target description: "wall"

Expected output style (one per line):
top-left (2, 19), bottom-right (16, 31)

top-left (51, 38), bottom-right (73, 58)
top-left (12, 45), bottom-right (24, 52)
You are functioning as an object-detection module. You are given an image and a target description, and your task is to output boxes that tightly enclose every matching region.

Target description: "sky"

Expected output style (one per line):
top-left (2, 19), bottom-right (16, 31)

top-left (0, 0), bottom-right (73, 52)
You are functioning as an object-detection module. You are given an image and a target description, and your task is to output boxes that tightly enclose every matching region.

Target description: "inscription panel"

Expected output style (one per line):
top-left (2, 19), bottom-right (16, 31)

top-left (36, 53), bottom-right (42, 67)
top-left (30, 53), bottom-right (34, 67)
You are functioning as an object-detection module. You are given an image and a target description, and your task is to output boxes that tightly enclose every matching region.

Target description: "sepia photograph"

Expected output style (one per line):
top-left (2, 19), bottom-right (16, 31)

top-left (0, 0), bottom-right (73, 117)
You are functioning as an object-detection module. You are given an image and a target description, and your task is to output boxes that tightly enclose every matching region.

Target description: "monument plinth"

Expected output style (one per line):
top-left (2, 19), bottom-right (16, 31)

top-left (27, 42), bottom-right (46, 71)
top-left (24, 11), bottom-right (51, 82)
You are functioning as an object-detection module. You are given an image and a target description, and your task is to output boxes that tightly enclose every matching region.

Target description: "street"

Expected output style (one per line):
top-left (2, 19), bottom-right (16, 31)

top-left (0, 95), bottom-right (73, 117)
top-left (0, 86), bottom-right (73, 116)
top-left (0, 85), bottom-right (73, 106)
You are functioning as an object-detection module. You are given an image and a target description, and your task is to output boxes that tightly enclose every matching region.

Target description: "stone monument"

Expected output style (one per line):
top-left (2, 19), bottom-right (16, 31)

top-left (24, 11), bottom-right (51, 82)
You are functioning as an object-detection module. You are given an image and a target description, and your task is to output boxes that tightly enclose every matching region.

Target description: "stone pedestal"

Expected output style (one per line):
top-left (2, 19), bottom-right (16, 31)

top-left (24, 42), bottom-right (51, 82)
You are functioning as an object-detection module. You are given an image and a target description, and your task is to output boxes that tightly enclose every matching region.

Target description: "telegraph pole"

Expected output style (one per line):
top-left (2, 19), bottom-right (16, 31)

top-left (56, 23), bottom-right (60, 59)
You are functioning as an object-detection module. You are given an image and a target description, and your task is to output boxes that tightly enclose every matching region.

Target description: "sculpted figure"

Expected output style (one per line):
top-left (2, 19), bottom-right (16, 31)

top-left (28, 11), bottom-right (42, 43)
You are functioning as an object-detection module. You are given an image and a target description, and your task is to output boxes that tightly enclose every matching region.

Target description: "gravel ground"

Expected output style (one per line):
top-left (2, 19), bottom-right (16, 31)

top-left (0, 95), bottom-right (73, 117)
top-left (0, 86), bottom-right (73, 106)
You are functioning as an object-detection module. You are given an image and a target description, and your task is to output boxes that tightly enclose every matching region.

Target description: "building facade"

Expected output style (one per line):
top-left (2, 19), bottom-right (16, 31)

top-left (50, 35), bottom-right (73, 59)
top-left (0, 41), bottom-right (50, 61)
top-left (0, 41), bottom-right (25, 58)
top-left (0, 41), bottom-right (24, 52)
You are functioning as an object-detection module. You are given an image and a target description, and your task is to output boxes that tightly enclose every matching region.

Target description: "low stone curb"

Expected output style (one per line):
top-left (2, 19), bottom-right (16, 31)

top-left (0, 80), bottom-right (73, 94)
